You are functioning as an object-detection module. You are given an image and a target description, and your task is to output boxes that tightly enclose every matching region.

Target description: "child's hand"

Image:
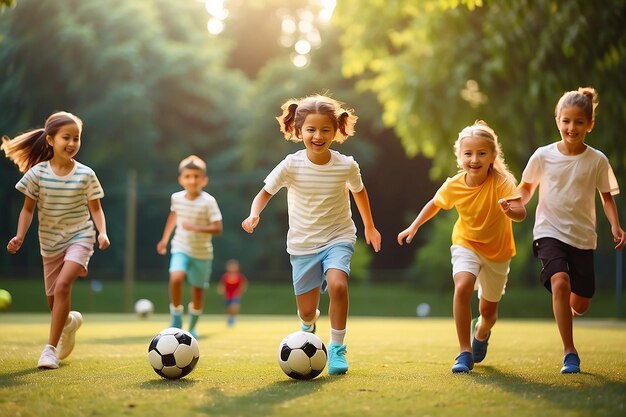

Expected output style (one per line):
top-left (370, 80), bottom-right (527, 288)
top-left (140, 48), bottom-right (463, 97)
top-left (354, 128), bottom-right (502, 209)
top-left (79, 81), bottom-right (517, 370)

top-left (6, 236), bottom-right (23, 254)
top-left (612, 225), bottom-right (626, 250)
top-left (397, 227), bottom-right (417, 245)
top-left (365, 227), bottom-right (382, 252)
top-left (241, 216), bottom-right (260, 234)
top-left (498, 198), bottom-right (511, 212)
top-left (98, 233), bottom-right (110, 250)
top-left (156, 240), bottom-right (167, 255)
top-left (182, 221), bottom-right (196, 231)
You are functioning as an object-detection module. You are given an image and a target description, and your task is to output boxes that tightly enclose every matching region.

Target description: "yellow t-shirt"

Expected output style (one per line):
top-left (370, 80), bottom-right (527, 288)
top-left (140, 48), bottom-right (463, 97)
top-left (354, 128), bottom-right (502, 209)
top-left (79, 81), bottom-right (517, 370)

top-left (433, 170), bottom-right (520, 262)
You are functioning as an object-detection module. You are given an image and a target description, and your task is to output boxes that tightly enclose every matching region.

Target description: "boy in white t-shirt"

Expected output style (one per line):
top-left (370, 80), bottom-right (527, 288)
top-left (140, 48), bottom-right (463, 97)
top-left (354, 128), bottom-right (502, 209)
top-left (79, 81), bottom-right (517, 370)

top-left (519, 87), bottom-right (625, 374)
top-left (157, 155), bottom-right (223, 338)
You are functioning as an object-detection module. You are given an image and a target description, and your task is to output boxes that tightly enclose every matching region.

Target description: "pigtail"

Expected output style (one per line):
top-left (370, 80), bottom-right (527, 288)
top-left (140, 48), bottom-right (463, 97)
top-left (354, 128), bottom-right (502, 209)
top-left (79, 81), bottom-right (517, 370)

top-left (334, 110), bottom-right (358, 144)
top-left (276, 101), bottom-right (300, 141)
top-left (1, 129), bottom-right (52, 173)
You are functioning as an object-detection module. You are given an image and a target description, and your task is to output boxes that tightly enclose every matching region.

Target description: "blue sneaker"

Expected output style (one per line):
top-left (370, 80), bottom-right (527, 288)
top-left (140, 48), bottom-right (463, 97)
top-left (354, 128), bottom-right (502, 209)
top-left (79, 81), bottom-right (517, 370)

top-left (327, 343), bottom-right (348, 375)
top-left (451, 351), bottom-right (474, 373)
top-left (560, 353), bottom-right (580, 374)
top-left (471, 316), bottom-right (490, 363)
top-left (300, 322), bottom-right (316, 334)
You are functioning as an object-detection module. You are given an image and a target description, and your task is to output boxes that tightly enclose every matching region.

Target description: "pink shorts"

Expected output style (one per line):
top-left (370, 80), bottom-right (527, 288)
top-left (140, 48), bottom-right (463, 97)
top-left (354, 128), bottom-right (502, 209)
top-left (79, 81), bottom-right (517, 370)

top-left (42, 244), bottom-right (93, 296)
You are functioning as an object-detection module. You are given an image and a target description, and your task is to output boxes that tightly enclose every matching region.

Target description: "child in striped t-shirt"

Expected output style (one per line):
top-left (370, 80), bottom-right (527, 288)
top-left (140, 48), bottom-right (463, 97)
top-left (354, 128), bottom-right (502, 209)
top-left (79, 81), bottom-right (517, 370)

top-left (2, 111), bottom-right (110, 370)
top-left (241, 94), bottom-right (382, 375)
top-left (157, 155), bottom-right (223, 338)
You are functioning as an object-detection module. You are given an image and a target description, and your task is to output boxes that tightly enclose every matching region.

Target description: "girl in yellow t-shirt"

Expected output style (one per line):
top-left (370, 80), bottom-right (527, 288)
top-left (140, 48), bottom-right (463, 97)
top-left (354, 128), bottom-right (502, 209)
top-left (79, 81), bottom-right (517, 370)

top-left (397, 120), bottom-right (526, 373)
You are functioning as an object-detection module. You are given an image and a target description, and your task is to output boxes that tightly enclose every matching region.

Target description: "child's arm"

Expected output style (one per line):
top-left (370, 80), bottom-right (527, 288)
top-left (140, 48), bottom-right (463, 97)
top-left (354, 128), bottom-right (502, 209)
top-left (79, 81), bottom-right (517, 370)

top-left (498, 198), bottom-right (526, 222)
top-left (182, 220), bottom-right (223, 235)
top-left (157, 211), bottom-right (177, 255)
top-left (6, 196), bottom-right (36, 254)
top-left (241, 189), bottom-right (273, 234)
top-left (352, 186), bottom-right (382, 252)
top-left (397, 199), bottom-right (440, 245)
top-left (517, 181), bottom-right (536, 206)
top-left (600, 192), bottom-right (626, 250)
top-left (88, 199), bottom-right (110, 250)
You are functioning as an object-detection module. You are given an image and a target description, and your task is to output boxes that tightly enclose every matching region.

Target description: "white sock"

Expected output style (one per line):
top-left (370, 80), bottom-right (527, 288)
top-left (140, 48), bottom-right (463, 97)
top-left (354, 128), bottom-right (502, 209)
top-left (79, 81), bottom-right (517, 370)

top-left (330, 328), bottom-right (346, 346)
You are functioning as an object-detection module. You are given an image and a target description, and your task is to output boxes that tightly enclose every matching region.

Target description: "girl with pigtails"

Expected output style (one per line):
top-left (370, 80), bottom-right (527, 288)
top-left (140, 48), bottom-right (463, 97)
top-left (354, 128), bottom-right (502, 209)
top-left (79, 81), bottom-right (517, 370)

top-left (242, 94), bottom-right (382, 375)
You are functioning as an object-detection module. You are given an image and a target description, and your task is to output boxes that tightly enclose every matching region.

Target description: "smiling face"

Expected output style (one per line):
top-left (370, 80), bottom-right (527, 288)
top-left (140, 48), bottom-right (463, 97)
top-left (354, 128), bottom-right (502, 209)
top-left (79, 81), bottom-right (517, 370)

top-left (555, 105), bottom-right (594, 153)
top-left (458, 136), bottom-right (496, 186)
top-left (300, 113), bottom-right (336, 164)
top-left (46, 122), bottom-right (81, 163)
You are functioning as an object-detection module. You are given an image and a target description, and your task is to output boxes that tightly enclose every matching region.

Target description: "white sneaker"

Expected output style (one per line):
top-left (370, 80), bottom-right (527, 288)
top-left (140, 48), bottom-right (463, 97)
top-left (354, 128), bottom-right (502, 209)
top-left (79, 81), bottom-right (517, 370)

top-left (58, 311), bottom-right (83, 360)
top-left (38, 344), bottom-right (59, 369)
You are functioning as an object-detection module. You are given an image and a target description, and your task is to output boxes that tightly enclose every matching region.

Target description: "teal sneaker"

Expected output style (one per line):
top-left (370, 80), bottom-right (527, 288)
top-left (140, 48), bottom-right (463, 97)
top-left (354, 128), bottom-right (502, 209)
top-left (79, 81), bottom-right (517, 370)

top-left (560, 353), bottom-right (580, 374)
top-left (327, 343), bottom-right (348, 375)
top-left (451, 351), bottom-right (474, 373)
top-left (471, 316), bottom-right (490, 363)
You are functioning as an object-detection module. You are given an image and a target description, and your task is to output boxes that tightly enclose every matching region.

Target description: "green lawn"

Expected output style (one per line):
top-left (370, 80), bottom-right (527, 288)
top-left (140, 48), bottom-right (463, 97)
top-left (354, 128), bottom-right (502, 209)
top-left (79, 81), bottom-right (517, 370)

top-left (0, 314), bottom-right (624, 417)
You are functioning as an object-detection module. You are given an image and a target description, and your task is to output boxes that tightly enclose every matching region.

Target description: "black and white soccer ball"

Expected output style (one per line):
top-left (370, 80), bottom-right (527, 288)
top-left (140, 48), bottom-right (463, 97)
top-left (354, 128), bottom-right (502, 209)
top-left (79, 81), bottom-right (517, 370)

top-left (134, 298), bottom-right (154, 318)
top-left (148, 327), bottom-right (200, 379)
top-left (278, 331), bottom-right (327, 380)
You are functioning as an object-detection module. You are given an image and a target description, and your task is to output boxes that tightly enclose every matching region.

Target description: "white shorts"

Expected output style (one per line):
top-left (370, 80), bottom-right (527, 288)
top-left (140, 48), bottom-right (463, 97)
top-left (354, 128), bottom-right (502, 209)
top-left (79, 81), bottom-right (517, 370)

top-left (450, 245), bottom-right (509, 302)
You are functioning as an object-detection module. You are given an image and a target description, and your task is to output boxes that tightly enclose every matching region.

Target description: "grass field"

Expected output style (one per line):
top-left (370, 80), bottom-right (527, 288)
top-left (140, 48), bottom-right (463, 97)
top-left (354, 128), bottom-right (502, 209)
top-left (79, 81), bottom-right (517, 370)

top-left (0, 314), bottom-right (624, 417)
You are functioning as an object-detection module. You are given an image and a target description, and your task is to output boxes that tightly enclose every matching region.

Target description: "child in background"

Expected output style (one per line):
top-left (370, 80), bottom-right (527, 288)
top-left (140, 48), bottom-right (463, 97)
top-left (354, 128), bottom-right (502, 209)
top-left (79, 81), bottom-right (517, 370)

top-left (2, 111), bottom-right (110, 369)
top-left (242, 94), bottom-right (381, 375)
top-left (397, 121), bottom-right (525, 373)
top-left (518, 87), bottom-right (625, 374)
top-left (218, 259), bottom-right (248, 327)
top-left (157, 155), bottom-right (223, 338)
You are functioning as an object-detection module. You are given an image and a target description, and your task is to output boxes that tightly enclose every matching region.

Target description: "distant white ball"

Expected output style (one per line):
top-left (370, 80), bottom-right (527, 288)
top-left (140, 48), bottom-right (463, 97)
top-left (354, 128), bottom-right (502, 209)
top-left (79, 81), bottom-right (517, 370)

top-left (134, 298), bottom-right (154, 318)
top-left (148, 327), bottom-right (200, 379)
top-left (416, 302), bottom-right (431, 317)
top-left (278, 331), bottom-right (327, 380)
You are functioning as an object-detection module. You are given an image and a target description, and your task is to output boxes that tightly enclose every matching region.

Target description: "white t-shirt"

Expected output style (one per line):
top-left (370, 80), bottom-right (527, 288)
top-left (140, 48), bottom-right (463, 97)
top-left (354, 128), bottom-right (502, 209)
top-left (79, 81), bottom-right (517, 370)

top-left (16, 160), bottom-right (104, 257)
top-left (170, 190), bottom-right (222, 260)
top-left (264, 149), bottom-right (364, 255)
top-left (522, 142), bottom-right (619, 250)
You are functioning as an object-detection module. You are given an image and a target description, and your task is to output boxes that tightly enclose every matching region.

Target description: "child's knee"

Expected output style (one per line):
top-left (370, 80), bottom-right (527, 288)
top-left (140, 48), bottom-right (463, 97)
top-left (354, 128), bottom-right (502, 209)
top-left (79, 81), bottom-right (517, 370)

top-left (571, 296), bottom-right (590, 316)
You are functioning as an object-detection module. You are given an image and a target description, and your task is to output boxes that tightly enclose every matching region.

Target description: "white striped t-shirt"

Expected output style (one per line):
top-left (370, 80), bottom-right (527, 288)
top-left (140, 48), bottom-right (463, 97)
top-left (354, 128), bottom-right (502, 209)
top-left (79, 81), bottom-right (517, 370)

top-left (15, 160), bottom-right (104, 257)
top-left (264, 149), bottom-right (364, 255)
top-left (170, 191), bottom-right (222, 260)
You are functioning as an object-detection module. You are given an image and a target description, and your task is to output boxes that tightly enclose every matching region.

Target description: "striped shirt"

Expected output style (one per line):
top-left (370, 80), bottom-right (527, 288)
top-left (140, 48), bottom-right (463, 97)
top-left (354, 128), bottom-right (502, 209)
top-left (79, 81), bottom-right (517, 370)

top-left (264, 149), bottom-right (364, 255)
top-left (170, 191), bottom-right (222, 260)
top-left (15, 160), bottom-right (104, 257)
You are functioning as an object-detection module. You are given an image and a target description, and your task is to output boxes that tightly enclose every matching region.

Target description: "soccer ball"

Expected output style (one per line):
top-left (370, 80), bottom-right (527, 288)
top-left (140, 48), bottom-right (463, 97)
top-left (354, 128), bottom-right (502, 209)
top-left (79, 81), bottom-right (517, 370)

top-left (278, 331), bottom-right (327, 380)
top-left (0, 289), bottom-right (11, 311)
top-left (134, 299), bottom-right (154, 318)
top-left (416, 302), bottom-right (431, 317)
top-left (148, 328), bottom-right (200, 379)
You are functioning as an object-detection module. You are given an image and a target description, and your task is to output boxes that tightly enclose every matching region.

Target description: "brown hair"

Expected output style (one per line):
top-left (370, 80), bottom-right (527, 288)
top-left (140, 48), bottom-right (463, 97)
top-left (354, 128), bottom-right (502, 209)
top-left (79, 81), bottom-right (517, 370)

top-left (1, 111), bottom-right (83, 173)
top-left (555, 87), bottom-right (598, 121)
top-left (276, 94), bottom-right (358, 143)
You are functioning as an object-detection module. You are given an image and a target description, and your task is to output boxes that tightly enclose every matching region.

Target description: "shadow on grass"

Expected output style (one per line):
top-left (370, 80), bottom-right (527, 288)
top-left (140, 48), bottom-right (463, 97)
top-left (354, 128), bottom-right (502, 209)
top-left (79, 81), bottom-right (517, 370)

top-left (475, 365), bottom-right (626, 414)
top-left (194, 376), bottom-right (337, 416)
top-left (138, 377), bottom-right (199, 389)
top-left (0, 367), bottom-right (47, 387)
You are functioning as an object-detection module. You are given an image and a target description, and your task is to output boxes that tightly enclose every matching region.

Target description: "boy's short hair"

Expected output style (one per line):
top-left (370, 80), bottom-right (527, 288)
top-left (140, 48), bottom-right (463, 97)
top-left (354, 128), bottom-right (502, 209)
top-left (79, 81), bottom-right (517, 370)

top-left (178, 155), bottom-right (206, 173)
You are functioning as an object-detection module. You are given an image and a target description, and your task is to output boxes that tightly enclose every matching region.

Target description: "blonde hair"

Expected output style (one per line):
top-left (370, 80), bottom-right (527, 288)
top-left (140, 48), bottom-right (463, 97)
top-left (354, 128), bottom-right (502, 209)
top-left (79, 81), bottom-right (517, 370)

top-left (1, 111), bottom-right (83, 173)
top-left (276, 94), bottom-right (358, 143)
top-left (555, 87), bottom-right (598, 121)
top-left (454, 120), bottom-right (517, 185)
top-left (178, 155), bottom-right (206, 173)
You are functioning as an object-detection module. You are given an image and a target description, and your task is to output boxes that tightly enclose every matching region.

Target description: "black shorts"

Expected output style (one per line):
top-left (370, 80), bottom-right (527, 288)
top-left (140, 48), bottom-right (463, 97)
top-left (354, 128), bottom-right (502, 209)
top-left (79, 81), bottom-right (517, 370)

top-left (532, 237), bottom-right (595, 298)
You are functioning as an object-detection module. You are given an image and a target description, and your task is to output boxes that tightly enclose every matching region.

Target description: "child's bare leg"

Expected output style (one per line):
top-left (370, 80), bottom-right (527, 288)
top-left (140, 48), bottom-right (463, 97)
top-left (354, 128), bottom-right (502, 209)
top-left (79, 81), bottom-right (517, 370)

top-left (570, 293), bottom-right (591, 316)
top-left (296, 288), bottom-right (321, 324)
top-left (453, 272), bottom-right (475, 352)
top-left (169, 271), bottom-right (186, 307)
top-left (476, 298), bottom-right (499, 340)
top-left (326, 269), bottom-right (348, 331)
top-left (48, 261), bottom-right (82, 346)
top-left (190, 286), bottom-right (204, 311)
top-left (550, 272), bottom-right (576, 354)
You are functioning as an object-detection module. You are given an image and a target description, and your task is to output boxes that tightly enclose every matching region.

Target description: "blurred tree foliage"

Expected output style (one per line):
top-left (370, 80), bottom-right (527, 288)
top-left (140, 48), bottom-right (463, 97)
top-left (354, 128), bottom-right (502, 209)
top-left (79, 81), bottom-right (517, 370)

top-left (334, 0), bottom-right (626, 289)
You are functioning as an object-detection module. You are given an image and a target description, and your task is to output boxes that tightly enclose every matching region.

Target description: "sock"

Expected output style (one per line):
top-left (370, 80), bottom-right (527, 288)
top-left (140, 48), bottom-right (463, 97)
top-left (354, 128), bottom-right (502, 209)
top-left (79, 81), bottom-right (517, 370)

top-left (298, 308), bottom-right (320, 331)
top-left (227, 315), bottom-right (235, 326)
top-left (170, 304), bottom-right (184, 328)
top-left (188, 302), bottom-right (202, 332)
top-left (330, 328), bottom-right (346, 346)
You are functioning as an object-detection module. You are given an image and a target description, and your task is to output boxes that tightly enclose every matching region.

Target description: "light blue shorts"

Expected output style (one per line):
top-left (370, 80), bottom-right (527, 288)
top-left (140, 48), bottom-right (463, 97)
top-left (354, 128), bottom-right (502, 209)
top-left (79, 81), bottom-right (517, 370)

top-left (290, 242), bottom-right (355, 296)
top-left (169, 252), bottom-right (212, 289)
